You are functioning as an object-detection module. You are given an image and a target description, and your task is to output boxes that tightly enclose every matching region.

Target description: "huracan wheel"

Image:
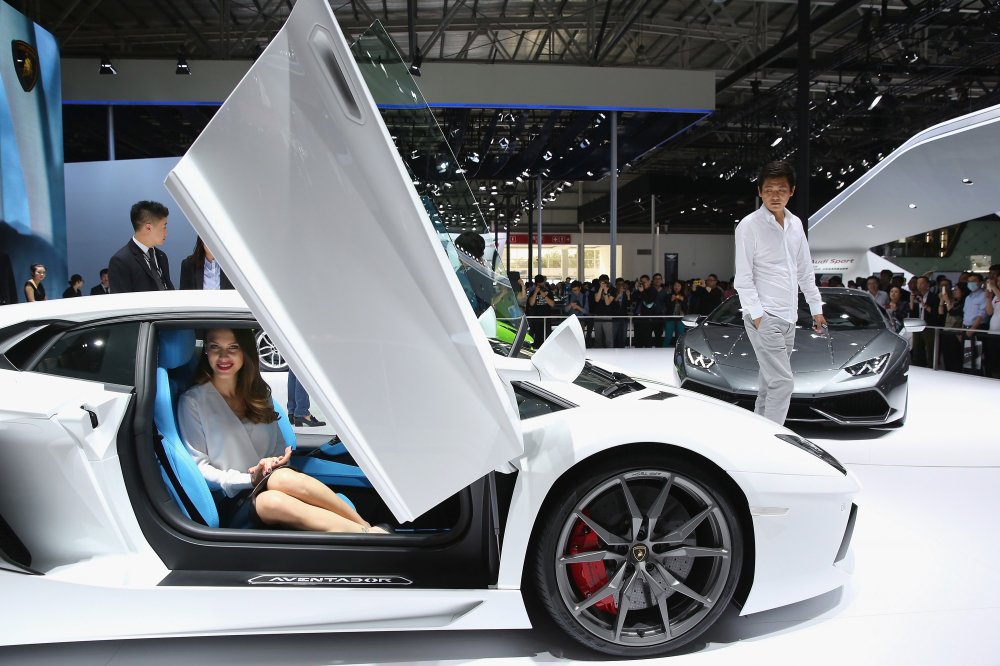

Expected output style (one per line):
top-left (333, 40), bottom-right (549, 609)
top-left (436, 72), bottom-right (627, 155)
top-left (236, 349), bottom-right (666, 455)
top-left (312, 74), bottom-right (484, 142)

top-left (255, 331), bottom-right (287, 371)
top-left (532, 456), bottom-right (743, 657)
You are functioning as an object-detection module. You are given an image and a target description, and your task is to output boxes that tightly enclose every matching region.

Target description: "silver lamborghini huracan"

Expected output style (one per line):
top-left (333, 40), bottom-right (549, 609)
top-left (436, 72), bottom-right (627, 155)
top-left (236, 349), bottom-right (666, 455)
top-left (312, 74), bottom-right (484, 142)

top-left (675, 288), bottom-right (923, 426)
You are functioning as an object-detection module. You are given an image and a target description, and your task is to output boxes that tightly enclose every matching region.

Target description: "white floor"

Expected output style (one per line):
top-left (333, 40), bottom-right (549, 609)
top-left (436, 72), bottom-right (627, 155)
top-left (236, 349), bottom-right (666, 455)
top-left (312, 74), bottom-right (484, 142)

top-left (5, 351), bottom-right (1000, 665)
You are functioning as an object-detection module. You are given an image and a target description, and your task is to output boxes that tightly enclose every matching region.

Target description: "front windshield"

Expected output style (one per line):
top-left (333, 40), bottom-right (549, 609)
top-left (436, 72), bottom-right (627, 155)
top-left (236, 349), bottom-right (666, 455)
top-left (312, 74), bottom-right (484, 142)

top-left (708, 292), bottom-right (886, 331)
top-left (351, 25), bottom-right (524, 341)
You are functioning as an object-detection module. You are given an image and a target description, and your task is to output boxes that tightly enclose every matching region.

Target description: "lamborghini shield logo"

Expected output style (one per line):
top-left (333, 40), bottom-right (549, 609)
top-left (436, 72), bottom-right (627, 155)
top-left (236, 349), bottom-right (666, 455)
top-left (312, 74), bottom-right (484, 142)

top-left (11, 40), bottom-right (39, 93)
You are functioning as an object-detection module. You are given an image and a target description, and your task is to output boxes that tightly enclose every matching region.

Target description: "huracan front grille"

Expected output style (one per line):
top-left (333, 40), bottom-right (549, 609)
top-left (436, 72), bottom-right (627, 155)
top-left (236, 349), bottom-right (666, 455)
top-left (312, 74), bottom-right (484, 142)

top-left (814, 391), bottom-right (890, 421)
top-left (680, 381), bottom-right (891, 424)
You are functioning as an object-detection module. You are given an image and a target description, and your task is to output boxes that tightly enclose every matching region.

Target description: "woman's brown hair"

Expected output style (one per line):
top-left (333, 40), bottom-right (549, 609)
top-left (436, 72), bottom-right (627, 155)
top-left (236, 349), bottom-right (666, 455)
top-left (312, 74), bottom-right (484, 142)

top-left (187, 237), bottom-right (208, 269)
top-left (193, 328), bottom-right (278, 424)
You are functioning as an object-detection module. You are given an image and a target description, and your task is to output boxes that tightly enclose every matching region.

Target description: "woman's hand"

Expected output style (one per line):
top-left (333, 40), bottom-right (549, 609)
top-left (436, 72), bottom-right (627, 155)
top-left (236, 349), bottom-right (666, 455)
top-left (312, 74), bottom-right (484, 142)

top-left (250, 447), bottom-right (293, 484)
top-left (249, 461), bottom-right (266, 485)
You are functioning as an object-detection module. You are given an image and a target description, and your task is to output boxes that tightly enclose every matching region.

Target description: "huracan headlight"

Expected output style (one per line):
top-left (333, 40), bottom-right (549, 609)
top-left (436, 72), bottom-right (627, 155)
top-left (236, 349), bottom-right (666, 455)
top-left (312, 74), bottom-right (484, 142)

top-left (775, 434), bottom-right (847, 475)
top-left (685, 347), bottom-right (716, 370)
top-left (843, 353), bottom-right (890, 377)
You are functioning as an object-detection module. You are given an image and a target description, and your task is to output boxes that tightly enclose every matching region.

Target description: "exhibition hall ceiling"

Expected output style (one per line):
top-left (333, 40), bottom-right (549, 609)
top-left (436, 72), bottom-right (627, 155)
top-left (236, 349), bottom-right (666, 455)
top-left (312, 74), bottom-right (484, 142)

top-left (14, 0), bottom-right (1000, 232)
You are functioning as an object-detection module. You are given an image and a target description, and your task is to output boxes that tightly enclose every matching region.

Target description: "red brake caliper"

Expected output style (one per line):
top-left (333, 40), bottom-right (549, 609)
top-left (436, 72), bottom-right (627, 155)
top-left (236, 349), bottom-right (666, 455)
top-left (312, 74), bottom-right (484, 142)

top-left (567, 518), bottom-right (617, 615)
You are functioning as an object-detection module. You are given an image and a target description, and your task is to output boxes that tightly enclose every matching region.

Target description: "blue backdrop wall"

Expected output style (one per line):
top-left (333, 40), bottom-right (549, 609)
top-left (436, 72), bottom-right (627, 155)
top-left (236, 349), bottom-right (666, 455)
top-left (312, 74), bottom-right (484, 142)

top-left (0, 3), bottom-right (66, 302)
top-left (65, 156), bottom-right (197, 291)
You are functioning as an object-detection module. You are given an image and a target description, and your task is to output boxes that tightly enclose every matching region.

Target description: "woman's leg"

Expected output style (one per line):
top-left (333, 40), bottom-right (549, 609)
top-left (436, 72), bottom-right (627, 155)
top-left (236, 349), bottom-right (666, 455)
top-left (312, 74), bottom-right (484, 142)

top-left (255, 490), bottom-right (371, 532)
top-left (265, 467), bottom-right (368, 525)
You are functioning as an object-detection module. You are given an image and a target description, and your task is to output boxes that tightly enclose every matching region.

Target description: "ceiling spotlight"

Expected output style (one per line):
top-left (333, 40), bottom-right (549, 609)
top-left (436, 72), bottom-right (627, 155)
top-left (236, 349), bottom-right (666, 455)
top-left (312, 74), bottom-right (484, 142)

top-left (908, 203), bottom-right (917, 209)
top-left (867, 94), bottom-right (883, 111)
top-left (467, 152), bottom-right (480, 163)
top-left (866, 224), bottom-right (875, 229)
top-left (99, 56), bottom-right (117, 76)
top-left (175, 54), bottom-right (191, 75)
top-left (563, 181), bottom-right (572, 188)
top-left (962, 178), bottom-right (973, 184)
top-left (835, 180), bottom-right (845, 190)
top-left (409, 49), bottom-right (423, 77)
top-left (498, 137), bottom-right (510, 150)
top-left (543, 151), bottom-right (553, 161)
top-left (770, 136), bottom-right (783, 147)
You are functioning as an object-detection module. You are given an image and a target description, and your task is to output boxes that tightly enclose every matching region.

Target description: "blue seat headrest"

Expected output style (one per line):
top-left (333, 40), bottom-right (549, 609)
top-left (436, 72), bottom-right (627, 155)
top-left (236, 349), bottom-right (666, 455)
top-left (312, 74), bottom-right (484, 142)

top-left (158, 329), bottom-right (197, 370)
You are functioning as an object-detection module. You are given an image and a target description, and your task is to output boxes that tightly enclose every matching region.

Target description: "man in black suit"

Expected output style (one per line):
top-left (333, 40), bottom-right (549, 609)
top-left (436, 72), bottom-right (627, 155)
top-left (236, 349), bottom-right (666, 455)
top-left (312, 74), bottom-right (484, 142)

top-left (909, 275), bottom-right (941, 367)
top-left (108, 201), bottom-right (174, 293)
top-left (89, 268), bottom-right (110, 295)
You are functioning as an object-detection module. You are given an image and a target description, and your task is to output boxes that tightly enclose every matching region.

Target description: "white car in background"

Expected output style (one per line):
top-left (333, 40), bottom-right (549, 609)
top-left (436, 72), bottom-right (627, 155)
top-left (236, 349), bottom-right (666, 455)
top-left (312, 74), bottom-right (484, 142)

top-left (0, 1), bottom-right (859, 657)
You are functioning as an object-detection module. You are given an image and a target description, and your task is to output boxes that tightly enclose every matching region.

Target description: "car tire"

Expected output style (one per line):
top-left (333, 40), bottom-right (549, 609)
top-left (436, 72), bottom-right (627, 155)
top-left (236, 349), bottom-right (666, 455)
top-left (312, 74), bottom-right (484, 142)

top-left (530, 453), bottom-right (743, 657)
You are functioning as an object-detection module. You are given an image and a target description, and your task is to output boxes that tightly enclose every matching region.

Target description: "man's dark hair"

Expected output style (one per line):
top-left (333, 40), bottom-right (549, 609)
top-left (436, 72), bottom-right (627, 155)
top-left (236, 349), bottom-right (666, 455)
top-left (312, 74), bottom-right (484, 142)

top-left (534, 274), bottom-right (546, 284)
top-left (130, 200), bottom-right (169, 231)
top-left (640, 274), bottom-right (650, 281)
top-left (828, 275), bottom-right (843, 287)
top-left (99, 268), bottom-right (109, 278)
top-left (454, 231), bottom-right (486, 260)
top-left (756, 160), bottom-right (796, 189)
top-left (707, 273), bottom-right (718, 280)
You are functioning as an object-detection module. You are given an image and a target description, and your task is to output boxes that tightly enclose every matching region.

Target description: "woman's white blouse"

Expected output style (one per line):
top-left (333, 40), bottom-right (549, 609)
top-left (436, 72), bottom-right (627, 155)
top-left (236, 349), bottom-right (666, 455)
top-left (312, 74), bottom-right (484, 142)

top-left (177, 382), bottom-right (283, 497)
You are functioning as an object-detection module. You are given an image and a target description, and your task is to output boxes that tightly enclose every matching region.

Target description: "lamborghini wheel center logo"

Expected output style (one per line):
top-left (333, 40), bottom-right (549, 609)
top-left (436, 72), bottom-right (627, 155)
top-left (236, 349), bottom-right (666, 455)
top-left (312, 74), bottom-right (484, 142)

top-left (12, 40), bottom-right (39, 93)
top-left (632, 544), bottom-right (648, 562)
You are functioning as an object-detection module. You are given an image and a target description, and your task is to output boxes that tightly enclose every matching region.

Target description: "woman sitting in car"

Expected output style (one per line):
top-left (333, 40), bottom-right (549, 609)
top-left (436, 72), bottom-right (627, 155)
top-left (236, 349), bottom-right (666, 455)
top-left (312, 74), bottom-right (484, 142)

top-left (177, 328), bottom-right (388, 534)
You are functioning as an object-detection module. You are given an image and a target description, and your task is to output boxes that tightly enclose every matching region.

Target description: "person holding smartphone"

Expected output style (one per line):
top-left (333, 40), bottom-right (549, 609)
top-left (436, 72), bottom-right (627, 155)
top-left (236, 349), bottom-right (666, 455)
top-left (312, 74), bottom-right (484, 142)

top-left (527, 274), bottom-right (556, 344)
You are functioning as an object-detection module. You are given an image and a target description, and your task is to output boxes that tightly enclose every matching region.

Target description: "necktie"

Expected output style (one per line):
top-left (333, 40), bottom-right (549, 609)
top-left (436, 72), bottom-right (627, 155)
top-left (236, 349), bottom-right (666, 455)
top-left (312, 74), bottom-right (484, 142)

top-left (146, 248), bottom-right (165, 289)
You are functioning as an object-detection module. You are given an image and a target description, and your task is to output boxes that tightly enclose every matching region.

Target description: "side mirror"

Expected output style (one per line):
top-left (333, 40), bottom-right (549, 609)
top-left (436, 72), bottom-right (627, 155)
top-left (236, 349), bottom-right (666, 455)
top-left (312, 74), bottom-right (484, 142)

top-left (477, 307), bottom-right (497, 339)
top-left (532, 315), bottom-right (586, 382)
top-left (902, 317), bottom-right (926, 333)
top-left (681, 314), bottom-right (702, 328)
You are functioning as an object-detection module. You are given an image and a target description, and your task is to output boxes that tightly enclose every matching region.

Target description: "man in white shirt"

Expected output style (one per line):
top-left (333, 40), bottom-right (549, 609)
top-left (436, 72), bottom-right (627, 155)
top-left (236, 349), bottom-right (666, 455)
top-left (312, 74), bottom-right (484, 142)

top-left (734, 161), bottom-right (826, 425)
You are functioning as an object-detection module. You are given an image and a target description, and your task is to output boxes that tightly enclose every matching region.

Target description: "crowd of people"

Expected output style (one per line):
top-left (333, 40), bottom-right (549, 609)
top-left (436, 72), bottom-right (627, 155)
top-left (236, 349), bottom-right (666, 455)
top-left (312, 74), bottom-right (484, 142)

top-left (3, 198), bottom-right (999, 381)
top-left (515, 271), bottom-right (734, 348)
top-left (513, 265), bottom-right (1000, 379)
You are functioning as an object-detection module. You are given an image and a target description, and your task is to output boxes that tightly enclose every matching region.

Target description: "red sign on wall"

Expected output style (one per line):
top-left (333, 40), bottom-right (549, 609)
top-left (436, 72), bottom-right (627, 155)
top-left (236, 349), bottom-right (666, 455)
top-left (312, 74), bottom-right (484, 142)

top-left (509, 233), bottom-right (573, 245)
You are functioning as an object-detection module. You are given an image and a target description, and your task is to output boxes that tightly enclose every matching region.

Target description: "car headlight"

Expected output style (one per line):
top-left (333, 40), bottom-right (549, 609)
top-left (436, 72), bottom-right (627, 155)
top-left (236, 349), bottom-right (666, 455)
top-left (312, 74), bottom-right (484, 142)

top-left (843, 352), bottom-right (890, 377)
top-left (775, 433), bottom-right (847, 475)
top-left (685, 347), bottom-right (716, 370)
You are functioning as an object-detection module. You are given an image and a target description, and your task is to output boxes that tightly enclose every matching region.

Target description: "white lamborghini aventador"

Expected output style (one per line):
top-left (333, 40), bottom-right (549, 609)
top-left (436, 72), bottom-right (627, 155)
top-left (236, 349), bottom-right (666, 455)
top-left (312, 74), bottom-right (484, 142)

top-left (0, 1), bottom-right (859, 657)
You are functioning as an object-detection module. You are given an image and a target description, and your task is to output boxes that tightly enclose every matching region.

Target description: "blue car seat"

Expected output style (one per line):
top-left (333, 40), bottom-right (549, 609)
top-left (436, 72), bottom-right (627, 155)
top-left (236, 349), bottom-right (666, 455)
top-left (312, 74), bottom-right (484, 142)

top-left (153, 329), bottom-right (221, 527)
top-left (153, 329), bottom-right (361, 528)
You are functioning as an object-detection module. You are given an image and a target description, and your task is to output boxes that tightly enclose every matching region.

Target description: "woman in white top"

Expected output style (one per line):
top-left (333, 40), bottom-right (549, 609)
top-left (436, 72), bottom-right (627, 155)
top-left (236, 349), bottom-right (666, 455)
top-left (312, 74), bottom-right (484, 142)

top-left (178, 328), bottom-right (387, 533)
